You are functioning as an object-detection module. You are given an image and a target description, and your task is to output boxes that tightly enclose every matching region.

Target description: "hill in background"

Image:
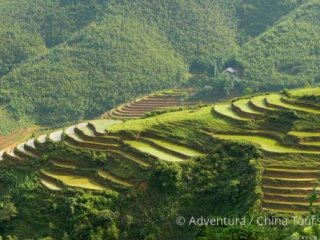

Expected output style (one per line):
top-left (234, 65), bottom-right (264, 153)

top-left (0, 0), bottom-right (318, 128)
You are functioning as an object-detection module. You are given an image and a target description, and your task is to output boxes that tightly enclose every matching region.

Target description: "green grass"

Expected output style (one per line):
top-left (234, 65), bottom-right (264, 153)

top-left (266, 94), bottom-right (320, 114)
top-left (125, 141), bottom-right (185, 162)
top-left (50, 160), bottom-right (78, 169)
top-left (98, 170), bottom-right (133, 187)
top-left (288, 131), bottom-right (320, 137)
top-left (250, 95), bottom-right (277, 111)
top-left (214, 104), bottom-right (250, 121)
top-left (109, 106), bottom-right (241, 133)
top-left (80, 127), bottom-right (95, 136)
top-left (41, 169), bottom-right (107, 191)
top-left (300, 141), bottom-right (320, 147)
top-left (212, 134), bottom-right (320, 154)
top-left (143, 137), bottom-right (205, 157)
top-left (290, 87), bottom-right (320, 97)
top-left (89, 119), bottom-right (122, 133)
top-left (233, 99), bottom-right (263, 115)
top-left (39, 179), bottom-right (61, 191)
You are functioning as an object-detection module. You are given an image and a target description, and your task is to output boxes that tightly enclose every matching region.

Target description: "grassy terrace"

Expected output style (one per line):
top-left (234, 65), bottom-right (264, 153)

top-left (39, 179), bottom-right (62, 191)
top-left (289, 87), bottom-right (320, 97)
top-left (250, 95), bottom-right (278, 111)
top-left (233, 98), bottom-right (263, 115)
top-left (98, 170), bottom-right (134, 187)
top-left (143, 137), bottom-right (205, 157)
top-left (109, 106), bottom-right (241, 133)
top-left (106, 91), bottom-right (184, 119)
top-left (212, 134), bottom-right (320, 154)
top-left (125, 141), bottom-right (185, 162)
top-left (288, 131), bottom-right (320, 137)
top-left (50, 160), bottom-right (78, 169)
top-left (266, 94), bottom-right (320, 114)
top-left (4, 88), bottom-right (320, 214)
top-left (89, 119), bottom-right (122, 134)
top-left (213, 104), bottom-right (251, 121)
top-left (41, 169), bottom-right (107, 191)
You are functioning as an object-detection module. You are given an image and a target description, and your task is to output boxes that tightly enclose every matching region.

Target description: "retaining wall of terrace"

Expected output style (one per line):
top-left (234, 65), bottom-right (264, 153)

top-left (3, 151), bottom-right (22, 162)
top-left (138, 138), bottom-right (189, 159)
top-left (87, 123), bottom-right (107, 136)
top-left (74, 128), bottom-right (123, 145)
top-left (282, 97), bottom-right (320, 111)
top-left (248, 98), bottom-right (276, 113)
top-left (231, 102), bottom-right (262, 120)
top-left (39, 171), bottom-right (66, 189)
top-left (64, 134), bottom-right (119, 151)
top-left (211, 106), bottom-right (249, 123)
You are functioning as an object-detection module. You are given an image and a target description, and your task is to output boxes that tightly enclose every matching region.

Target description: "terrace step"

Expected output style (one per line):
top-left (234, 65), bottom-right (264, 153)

top-left (49, 130), bottom-right (63, 142)
top-left (140, 137), bottom-right (204, 157)
top-left (125, 140), bottom-right (186, 162)
top-left (98, 170), bottom-right (134, 187)
top-left (232, 99), bottom-right (264, 119)
top-left (282, 97), bottom-right (320, 111)
top-left (50, 159), bottom-right (78, 169)
top-left (74, 127), bottom-right (122, 145)
top-left (262, 201), bottom-right (310, 213)
top-left (39, 177), bottom-right (64, 191)
top-left (112, 110), bottom-right (144, 117)
top-left (14, 143), bottom-right (39, 159)
top-left (264, 193), bottom-right (315, 203)
top-left (3, 148), bottom-right (24, 162)
top-left (138, 138), bottom-right (190, 159)
top-left (263, 186), bottom-right (316, 195)
top-left (266, 94), bottom-right (320, 114)
top-left (249, 95), bottom-right (278, 113)
top-left (262, 178), bottom-right (319, 188)
top-left (263, 169), bottom-right (320, 179)
top-left (109, 150), bottom-right (152, 168)
top-left (64, 134), bottom-right (120, 151)
top-left (213, 104), bottom-right (250, 122)
top-left (41, 169), bottom-right (108, 191)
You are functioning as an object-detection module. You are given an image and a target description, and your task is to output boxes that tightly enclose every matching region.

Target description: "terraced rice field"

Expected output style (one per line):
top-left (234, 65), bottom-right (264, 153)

top-left (262, 165), bottom-right (320, 213)
top-left (4, 89), bottom-right (320, 214)
top-left (107, 90), bottom-right (192, 119)
top-left (249, 95), bottom-right (278, 112)
top-left (207, 92), bottom-right (320, 213)
top-left (98, 170), bottom-right (134, 187)
top-left (290, 87), bottom-right (320, 97)
top-left (40, 179), bottom-right (62, 191)
top-left (41, 169), bottom-right (107, 191)
top-left (213, 104), bottom-right (250, 121)
top-left (266, 94), bottom-right (320, 114)
top-left (232, 99), bottom-right (263, 116)
top-left (50, 160), bottom-right (78, 169)
top-left (125, 141), bottom-right (185, 162)
top-left (142, 137), bottom-right (204, 157)
top-left (89, 119), bottom-right (122, 134)
top-left (288, 131), bottom-right (320, 138)
top-left (213, 134), bottom-right (320, 154)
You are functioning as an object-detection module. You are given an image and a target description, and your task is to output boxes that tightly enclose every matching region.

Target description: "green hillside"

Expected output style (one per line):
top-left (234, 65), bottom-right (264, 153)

top-left (237, 0), bottom-right (320, 91)
top-left (0, 0), bottom-right (242, 125)
top-left (1, 0), bottom-right (318, 126)
top-left (2, 87), bottom-right (320, 238)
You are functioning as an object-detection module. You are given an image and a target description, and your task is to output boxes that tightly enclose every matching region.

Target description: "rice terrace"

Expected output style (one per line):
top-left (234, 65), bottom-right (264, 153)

top-left (2, 87), bottom-right (320, 215)
top-left (0, 0), bottom-right (320, 239)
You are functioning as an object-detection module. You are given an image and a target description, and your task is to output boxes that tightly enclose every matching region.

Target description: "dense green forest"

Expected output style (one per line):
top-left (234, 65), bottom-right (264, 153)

top-left (1, 0), bottom-right (318, 126)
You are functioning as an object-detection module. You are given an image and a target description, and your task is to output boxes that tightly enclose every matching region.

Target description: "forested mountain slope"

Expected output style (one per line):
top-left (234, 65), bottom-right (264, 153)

top-left (0, 0), bottom-right (317, 127)
top-left (237, 0), bottom-right (320, 92)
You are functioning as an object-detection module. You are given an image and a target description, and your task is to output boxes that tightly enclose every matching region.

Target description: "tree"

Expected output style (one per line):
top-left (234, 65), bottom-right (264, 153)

top-left (0, 203), bottom-right (17, 222)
